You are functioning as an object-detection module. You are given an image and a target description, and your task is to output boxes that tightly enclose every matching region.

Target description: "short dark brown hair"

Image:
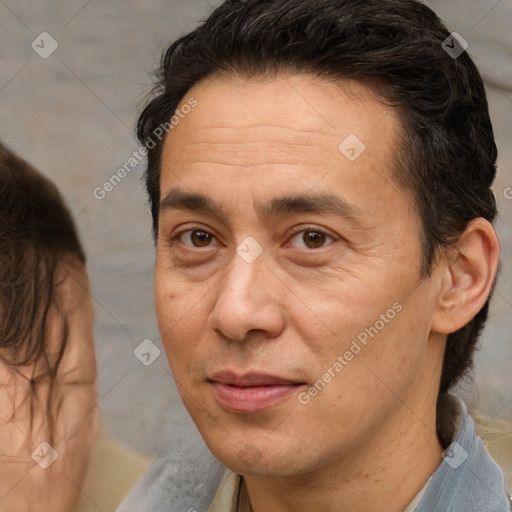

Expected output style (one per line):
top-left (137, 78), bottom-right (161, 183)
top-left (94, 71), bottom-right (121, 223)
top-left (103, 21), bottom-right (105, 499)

top-left (137, 0), bottom-right (499, 395)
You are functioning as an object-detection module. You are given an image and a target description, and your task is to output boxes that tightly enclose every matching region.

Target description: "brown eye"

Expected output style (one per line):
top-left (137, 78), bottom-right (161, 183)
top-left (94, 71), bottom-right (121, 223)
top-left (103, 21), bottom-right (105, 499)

top-left (179, 229), bottom-right (215, 248)
top-left (303, 231), bottom-right (326, 248)
top-left (191, 230), bottom-right (212, 247)
top-left (289, 229), bottom-right (333, 249)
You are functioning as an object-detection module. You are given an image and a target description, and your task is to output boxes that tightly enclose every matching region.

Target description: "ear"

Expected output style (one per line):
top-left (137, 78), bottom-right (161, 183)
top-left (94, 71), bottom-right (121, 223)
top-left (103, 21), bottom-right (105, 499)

top-left (431, 218), bottom-right (501, 334)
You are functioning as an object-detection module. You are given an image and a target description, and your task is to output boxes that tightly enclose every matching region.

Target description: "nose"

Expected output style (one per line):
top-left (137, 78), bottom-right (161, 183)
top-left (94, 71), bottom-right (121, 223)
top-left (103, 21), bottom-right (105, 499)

top-left (207, 252), bottom-right (286, 343)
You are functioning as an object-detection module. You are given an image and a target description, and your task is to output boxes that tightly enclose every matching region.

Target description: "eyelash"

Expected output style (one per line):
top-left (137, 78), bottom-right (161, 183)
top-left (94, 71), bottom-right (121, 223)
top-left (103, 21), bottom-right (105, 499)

top-left (170, 225), bottom-right (336, 249)
top-left (169, 227), bottom-right (218, 248)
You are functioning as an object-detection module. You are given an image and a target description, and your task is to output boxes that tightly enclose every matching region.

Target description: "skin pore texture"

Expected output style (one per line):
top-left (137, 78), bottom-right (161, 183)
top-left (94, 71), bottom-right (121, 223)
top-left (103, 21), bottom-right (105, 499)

top-left (154, 74), bottom-right (500, 512)
top-left (0, 256), bottom-right (98, 512)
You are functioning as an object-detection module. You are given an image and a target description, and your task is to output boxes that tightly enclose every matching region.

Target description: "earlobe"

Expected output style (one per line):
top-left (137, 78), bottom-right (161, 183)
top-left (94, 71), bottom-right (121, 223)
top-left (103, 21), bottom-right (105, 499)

top-left (431, 218), bottom-right (500, 335)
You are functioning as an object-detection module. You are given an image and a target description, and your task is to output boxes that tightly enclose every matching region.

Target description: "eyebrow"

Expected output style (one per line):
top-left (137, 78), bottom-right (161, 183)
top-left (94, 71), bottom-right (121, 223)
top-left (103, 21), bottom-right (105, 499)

top-left (159, 187), bottom-right (366, 226)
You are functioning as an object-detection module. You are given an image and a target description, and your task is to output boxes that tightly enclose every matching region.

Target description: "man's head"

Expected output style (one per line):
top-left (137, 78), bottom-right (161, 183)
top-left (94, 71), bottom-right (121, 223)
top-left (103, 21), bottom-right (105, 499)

top-left (0, 143), bottom-right (98, 511)
top-left (139, 0), bottom-right (500, 479)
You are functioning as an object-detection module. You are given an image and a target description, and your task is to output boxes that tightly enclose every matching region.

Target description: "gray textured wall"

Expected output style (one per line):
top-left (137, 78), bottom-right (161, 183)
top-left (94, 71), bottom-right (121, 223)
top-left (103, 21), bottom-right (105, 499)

top-left (0, 0), bottom-right (510, 457)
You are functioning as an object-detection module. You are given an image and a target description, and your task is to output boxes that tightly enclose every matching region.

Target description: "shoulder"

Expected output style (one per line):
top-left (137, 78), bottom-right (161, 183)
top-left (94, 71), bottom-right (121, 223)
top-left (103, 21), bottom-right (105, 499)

top-left (474, 414), bottom-right (512, 505)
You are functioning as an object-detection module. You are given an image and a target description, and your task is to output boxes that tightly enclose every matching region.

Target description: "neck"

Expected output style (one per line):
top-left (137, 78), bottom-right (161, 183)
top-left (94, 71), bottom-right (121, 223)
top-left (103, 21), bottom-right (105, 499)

top-left (244, 397), bottom-right (443, 512)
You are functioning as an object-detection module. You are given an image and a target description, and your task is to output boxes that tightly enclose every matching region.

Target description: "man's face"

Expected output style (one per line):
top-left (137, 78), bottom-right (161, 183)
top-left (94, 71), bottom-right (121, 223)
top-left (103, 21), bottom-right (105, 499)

top-left (155, 74), bottom-right (446, 477)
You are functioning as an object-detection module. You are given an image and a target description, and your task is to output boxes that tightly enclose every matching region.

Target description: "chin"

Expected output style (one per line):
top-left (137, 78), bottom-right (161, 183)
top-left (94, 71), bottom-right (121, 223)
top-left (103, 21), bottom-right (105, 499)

top-left (201, 426), bottom-right (313, 477)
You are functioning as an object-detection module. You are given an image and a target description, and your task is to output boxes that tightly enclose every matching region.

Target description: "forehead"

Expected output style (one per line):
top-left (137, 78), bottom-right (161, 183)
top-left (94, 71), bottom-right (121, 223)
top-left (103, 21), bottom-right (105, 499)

top-left (160, 73), bottom-right (404, 217)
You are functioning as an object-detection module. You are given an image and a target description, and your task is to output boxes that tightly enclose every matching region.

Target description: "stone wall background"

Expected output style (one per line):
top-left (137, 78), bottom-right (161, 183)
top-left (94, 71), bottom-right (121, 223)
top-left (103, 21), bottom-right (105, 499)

top-left (0, 0), bottom-right (510, 457)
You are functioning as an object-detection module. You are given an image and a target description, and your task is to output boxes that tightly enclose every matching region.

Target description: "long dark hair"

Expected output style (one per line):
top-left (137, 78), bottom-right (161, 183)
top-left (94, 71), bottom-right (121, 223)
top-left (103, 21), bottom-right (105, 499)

top-left (0, 142), bottom-right (85, 441)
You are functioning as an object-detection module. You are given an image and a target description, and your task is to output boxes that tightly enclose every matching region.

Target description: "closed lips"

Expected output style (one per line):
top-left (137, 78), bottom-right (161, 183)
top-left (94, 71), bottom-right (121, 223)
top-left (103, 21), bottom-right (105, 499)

top-left (209, 371), bottom-right (304, 387)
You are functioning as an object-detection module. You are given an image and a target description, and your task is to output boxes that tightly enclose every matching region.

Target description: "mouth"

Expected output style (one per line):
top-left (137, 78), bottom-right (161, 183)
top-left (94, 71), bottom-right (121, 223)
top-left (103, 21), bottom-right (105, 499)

top-left (208, 370), bottom-right (306, 413)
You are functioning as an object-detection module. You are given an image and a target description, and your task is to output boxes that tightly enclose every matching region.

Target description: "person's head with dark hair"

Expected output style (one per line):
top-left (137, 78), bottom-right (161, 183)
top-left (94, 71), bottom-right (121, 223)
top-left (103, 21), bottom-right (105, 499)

top-left (130, 0), bottom-right (508, 509)
top-left (0, 142), bottom-right (98, 512)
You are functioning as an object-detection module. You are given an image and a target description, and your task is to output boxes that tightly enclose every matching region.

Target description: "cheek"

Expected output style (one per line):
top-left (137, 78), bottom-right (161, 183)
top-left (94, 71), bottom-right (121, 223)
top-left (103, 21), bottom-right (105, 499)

top-left (287, 276), bottom-right (388, 356)
top-left (155, 274), bottom-right (210, 371)
top-left (53, 384), bottom-right (99, 445)
top-left (290, 279), bottom-right (429, 402)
